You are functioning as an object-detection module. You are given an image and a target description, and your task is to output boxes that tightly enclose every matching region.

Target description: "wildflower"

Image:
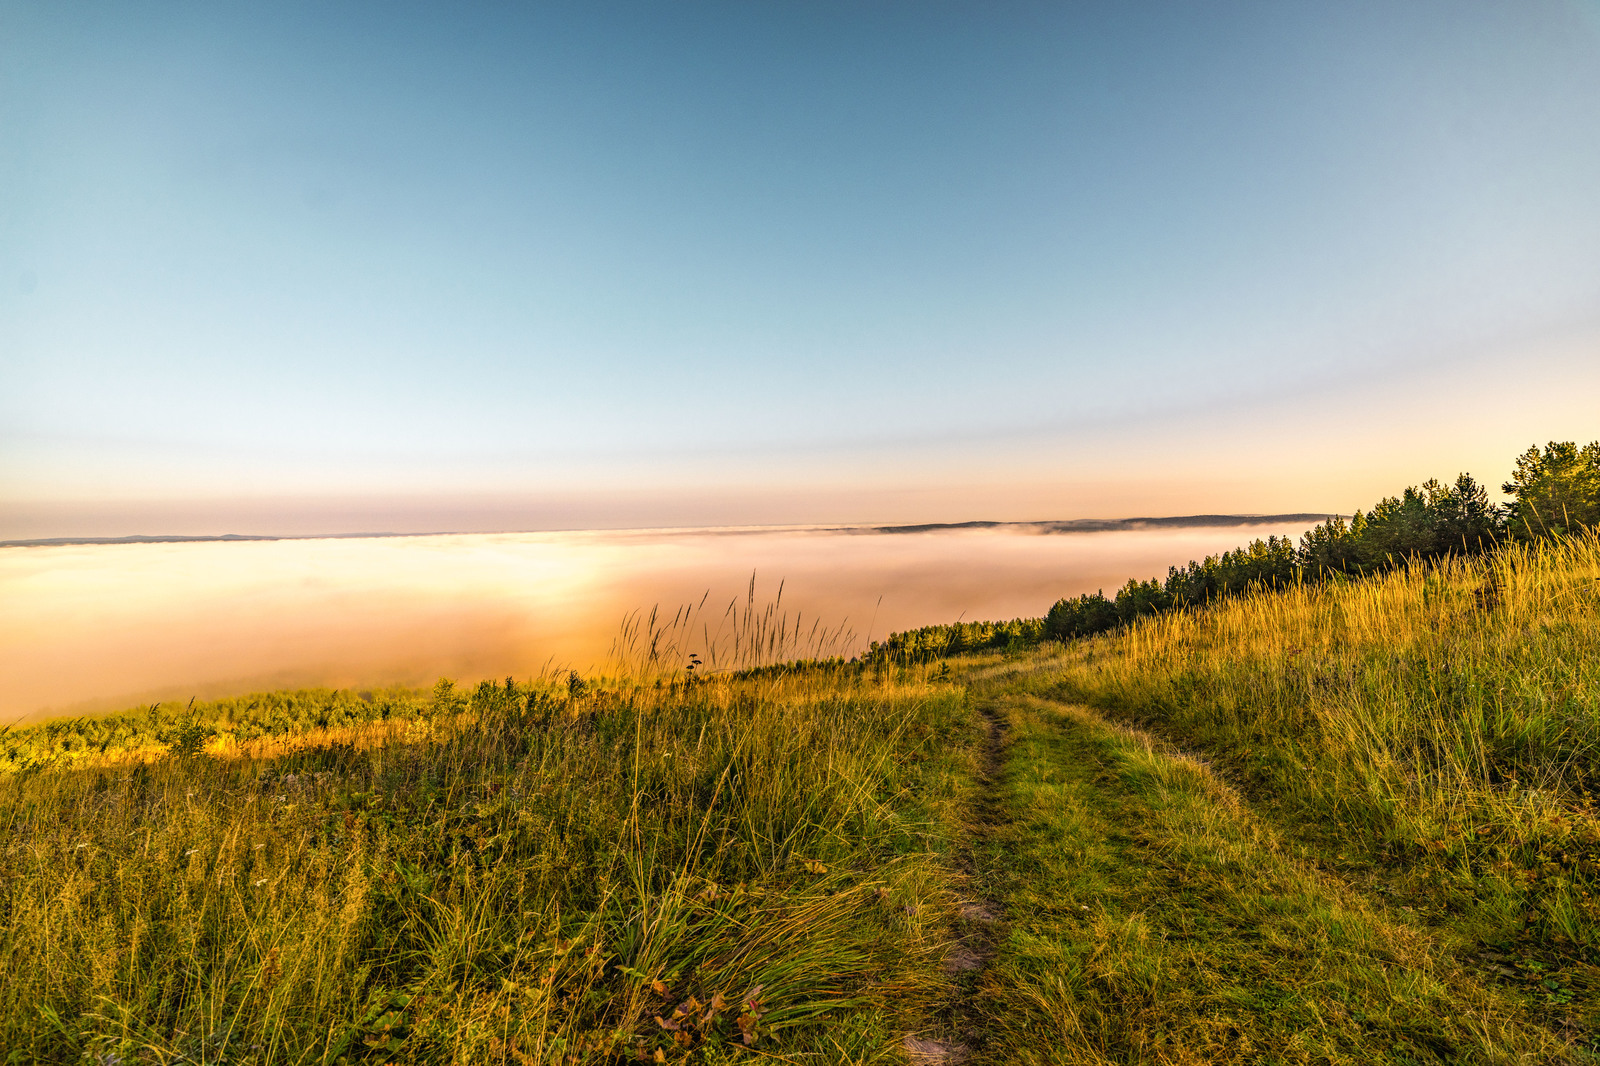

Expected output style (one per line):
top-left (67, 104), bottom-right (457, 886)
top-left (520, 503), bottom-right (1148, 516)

top-left (736, 985), bottom-right (766, 1046)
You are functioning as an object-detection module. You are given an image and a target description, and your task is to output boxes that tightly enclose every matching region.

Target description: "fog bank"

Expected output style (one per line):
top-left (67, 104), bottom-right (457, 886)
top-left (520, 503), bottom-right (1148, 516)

top-left (1, 520), bottom-right (1319, 723)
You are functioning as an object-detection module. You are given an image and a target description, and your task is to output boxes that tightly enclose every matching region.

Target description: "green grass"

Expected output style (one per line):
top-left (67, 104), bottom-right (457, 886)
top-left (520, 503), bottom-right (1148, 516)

top-left (1, 684), bottom-right (439, 771)
top-left (8, 530), bottom-right (1600, 1063)
top-left (959, 530), bottom-right (1600, 1062)
top-left (970, 693), bottom-right (1571, 1064)
top-left (0, 668), bottom-right (982, 1064)
top-left (1006, 532), bottom-right (1600, 971)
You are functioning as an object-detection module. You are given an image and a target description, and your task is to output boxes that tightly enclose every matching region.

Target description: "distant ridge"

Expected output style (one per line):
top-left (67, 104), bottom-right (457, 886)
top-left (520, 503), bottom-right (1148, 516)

top-left (0, 532), bottom-right (415, 548)
top-left (1, 514), bottom-right (1337, 549)
top-left (872, 514), bottom-right (1337, 535)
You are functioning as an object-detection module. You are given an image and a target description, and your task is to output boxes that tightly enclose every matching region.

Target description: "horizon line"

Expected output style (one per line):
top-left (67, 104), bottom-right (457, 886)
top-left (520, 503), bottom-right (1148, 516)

top-left (0, 513), bottom-right (1341, 549)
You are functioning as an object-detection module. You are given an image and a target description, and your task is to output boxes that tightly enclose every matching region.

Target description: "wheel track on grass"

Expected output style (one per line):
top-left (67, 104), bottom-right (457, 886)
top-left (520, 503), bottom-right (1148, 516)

top-left (1062, 693), bottom-right (1600, 1052)
top-left (906, 665), bottom-right (1581, 1063)
top-left (903, 687), bottom-right (1008, 1065)
top-left (1009, 689), bottom-right (1589, 1061)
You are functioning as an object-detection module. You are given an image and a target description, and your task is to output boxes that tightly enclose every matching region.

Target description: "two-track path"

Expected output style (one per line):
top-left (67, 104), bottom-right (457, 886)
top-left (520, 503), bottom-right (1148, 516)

top-left (904, 683), bottom-right (1009, 1065)
top-left (908, 658), bottom-right (1579, 1065)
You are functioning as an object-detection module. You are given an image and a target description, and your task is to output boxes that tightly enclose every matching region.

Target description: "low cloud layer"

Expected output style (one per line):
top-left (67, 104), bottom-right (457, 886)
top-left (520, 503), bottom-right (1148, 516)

top-left (2, 521), bottom-right (1318, 722)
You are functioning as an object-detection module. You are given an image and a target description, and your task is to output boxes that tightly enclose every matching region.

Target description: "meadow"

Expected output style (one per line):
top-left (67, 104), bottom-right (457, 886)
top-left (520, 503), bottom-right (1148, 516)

top-left (0, 666), bottom-right (984, 1064)
top-left (5, 444), bottom-right (1599, 1062)
top-left (967, 528), bottom-right (1600, 1063)
top-left (10, 531), bottom-right (1598, 1062)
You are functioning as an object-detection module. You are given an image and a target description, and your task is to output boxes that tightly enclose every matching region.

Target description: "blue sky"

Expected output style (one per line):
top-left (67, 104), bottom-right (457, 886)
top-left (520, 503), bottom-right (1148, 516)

top-left (3, 1), bottom-right (1600, 535)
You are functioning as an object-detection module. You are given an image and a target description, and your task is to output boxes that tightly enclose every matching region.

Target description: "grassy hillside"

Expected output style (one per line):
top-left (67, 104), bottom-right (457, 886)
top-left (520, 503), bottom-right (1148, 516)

top-left (967, 529), bottom-right (1600, 1062)
top-left (0, 669), bottom-right (983, 1064)
top-left (972, 696), bottom-right (1573, 1063)
top-left (5, 529), bottom-right (1599, 1062)
top-left (1019, 531), bottom-right (1600, 966)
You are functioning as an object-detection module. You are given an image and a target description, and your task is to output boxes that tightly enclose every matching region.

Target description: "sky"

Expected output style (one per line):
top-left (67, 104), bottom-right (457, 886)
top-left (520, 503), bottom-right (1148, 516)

top-left (3, 1), bottom-right (1600, 537)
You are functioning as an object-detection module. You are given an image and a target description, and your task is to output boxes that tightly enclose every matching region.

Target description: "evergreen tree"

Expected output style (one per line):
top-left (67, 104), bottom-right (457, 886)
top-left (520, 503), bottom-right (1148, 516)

top-left (1502, 441), bottom-right (1600, 538)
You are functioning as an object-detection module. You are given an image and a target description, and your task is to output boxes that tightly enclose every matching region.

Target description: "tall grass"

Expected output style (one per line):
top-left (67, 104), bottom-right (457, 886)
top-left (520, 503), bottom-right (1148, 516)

top-left (1025, 530), bottom-right (1600, 962)
top-left (611, 575), bottom-right (858, 676)
top-left (971, 696), bottom-right (1572, 1064)
top-left (0, 664), bottom-right (980, 1063)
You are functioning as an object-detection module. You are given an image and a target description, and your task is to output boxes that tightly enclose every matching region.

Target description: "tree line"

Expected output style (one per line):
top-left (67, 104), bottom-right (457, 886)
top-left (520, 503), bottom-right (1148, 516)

top-left (1046, 439), bottom-right (1599, 639)
top-left (864, 439), bottom-right (1599, 661)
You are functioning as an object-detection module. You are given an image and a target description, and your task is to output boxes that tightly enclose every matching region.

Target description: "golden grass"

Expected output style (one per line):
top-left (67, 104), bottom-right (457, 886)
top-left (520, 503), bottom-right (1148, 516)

top-left (0, 667), bottom-right (982, 1064)
top-left (1025, 532), bottom-right (1600, 955)
top-left (969, 531), bottom-right (1600, 1057)
top-left (12, 532), bottom-right (1599, 1062)
top-left (971, 694), bottom-right (1575, 1064)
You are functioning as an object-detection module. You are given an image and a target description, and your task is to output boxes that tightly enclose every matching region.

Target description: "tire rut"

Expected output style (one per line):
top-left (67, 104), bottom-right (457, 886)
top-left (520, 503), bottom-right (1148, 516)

top-left (903, 693), bottom-right (1007, 1065)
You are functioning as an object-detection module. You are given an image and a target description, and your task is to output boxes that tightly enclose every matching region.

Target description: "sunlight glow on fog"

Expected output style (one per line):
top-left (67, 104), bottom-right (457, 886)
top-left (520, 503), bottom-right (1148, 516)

top-left (1, 522), bottom-right (1318, 722)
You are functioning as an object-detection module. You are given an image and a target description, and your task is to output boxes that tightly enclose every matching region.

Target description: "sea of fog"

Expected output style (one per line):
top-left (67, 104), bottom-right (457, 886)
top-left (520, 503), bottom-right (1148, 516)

top-left (1, 520), bottom-right (1320, 723)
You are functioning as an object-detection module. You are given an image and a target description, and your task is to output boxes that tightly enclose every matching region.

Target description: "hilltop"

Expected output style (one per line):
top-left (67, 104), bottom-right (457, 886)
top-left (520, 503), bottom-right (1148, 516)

top-left (3, 441), bottom-right (1598, 1062)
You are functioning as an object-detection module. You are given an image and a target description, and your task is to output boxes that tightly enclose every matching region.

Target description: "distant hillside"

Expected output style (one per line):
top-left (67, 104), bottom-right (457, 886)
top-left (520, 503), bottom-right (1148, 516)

top-left (872, 513), bottom-right (1336, 535)
top-left (2, 515), bottom-right (1336, 548)
top-left (0, 531), bottom-right (415, 548)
